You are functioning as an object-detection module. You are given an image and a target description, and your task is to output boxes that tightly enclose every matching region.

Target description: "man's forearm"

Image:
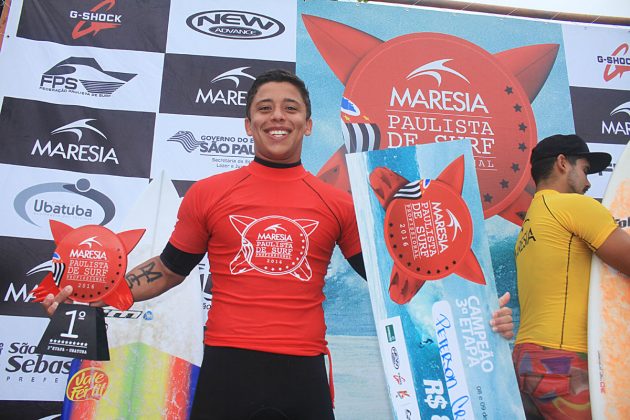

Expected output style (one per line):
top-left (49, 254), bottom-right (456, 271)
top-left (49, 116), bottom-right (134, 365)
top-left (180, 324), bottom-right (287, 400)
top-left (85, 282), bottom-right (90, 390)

top-left (125, 256), bottom-right (185, 302)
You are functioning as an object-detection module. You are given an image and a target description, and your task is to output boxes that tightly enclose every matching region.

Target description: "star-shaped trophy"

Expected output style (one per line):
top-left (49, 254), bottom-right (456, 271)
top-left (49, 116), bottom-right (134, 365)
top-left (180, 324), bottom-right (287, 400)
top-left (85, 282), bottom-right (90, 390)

top-left (33, 220), bottom-right (145, 360)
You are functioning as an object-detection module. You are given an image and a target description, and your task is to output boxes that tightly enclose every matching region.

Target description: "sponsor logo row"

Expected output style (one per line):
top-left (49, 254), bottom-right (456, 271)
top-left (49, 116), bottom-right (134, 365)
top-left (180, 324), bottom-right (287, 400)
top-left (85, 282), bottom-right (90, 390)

top-left (16, 0), bottom-right (295, 58)
top-left (0, 97), bottom-right (256, 180)
top-left (0, 47), bottom-right (295, 117)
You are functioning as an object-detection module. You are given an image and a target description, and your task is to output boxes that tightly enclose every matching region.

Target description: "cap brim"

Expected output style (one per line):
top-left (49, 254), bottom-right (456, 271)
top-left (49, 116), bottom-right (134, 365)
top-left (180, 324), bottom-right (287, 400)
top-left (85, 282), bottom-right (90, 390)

top-left (582, 152), bottom-right (612, 174)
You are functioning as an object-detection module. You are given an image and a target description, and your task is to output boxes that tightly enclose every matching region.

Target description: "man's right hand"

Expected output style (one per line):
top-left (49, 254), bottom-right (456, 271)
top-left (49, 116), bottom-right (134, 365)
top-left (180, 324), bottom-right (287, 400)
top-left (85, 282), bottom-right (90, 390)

top-left (41, 285), bottom-right (73, 317)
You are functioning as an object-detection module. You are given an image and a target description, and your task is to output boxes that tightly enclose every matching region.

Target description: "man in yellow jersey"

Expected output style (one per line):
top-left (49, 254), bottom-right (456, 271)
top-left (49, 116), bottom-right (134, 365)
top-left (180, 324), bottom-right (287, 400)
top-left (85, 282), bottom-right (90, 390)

top-left (513, 134), bottom-right (630, 419)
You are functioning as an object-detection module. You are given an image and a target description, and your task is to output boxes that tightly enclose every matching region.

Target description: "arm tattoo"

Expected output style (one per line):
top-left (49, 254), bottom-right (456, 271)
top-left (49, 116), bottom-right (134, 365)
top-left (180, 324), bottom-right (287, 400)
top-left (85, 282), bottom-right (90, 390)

top-left (125, 261), bottom-right (163, 289)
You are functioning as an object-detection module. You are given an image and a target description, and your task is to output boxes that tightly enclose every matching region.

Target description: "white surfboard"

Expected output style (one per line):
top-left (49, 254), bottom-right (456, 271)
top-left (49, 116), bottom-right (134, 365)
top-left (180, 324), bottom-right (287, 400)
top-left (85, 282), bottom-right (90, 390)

top-left (63, 172), bottom-right (204, 419)
top-left (588, 142), bottom-right (630, 420)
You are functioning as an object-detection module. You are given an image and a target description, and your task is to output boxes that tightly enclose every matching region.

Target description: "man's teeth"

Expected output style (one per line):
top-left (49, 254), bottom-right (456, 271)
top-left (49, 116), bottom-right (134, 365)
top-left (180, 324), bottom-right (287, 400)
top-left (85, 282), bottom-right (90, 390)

top-left (269, 130), bottom-right (288, 137)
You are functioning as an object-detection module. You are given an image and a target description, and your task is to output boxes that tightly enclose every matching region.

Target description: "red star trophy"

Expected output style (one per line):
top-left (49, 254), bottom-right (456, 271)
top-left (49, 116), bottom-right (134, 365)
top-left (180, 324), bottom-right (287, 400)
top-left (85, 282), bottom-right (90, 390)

top-left (33, 220), bottom-right (145, 360)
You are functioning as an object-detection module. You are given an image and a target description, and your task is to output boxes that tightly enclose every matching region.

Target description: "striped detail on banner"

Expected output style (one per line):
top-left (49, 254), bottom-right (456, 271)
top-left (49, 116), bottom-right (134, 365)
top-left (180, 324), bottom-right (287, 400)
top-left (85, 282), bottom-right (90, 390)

top-left (52, 262), bottom-right (65, 286)
top-left (394, 180), bottom-right (429, 200)
top-left (51, 252), bottom-right (65, 286)
top-left (167, 131), bottom-right (205, 153)
top-left (341, 121), bottom-right (381, 153)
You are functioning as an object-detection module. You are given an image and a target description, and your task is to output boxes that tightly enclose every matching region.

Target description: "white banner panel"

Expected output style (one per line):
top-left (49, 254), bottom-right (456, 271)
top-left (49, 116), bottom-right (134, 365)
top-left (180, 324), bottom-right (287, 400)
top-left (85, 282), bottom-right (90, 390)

top-left (0, 164), bottom-right (148, 240)
top-left (151, 113), bottom-right (254, 181)
top-left (0, 315), bottom-right (71, 401)
top-left (0, 38), bottom-right (164, 113)
top-left (563, 24), bottom-right (630, 90)
top-left (166, 0), bottom-right (296, 61)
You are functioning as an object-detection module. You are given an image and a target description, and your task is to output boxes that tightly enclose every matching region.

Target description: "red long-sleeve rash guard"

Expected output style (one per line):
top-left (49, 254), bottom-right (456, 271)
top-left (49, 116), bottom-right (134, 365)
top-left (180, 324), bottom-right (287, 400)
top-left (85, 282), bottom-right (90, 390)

top-left (169, 161), bottom-right (361, 356)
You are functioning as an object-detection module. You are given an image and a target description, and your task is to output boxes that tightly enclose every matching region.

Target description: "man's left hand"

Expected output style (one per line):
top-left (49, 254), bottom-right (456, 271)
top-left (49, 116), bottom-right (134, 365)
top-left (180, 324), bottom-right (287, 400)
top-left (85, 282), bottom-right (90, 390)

top-left (490, 292), bottom-right (514, 340)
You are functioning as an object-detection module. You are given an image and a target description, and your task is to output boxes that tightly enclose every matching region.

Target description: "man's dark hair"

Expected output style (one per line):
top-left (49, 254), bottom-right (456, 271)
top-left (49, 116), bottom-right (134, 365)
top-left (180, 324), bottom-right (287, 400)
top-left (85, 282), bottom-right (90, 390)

top-left (245, 69), bottom-right (311, 120)
top-left (531, 154), bottom-right (580, 185)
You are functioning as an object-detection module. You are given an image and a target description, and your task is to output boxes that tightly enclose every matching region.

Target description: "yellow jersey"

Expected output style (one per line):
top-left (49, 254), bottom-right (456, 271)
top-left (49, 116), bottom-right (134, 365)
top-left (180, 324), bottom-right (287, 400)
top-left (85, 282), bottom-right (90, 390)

top-left (514, 189), bottom-right (617, 352)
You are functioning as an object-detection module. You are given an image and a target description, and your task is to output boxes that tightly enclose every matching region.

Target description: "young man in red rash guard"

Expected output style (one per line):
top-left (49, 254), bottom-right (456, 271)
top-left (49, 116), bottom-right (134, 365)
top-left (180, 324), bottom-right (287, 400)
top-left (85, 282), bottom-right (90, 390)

top-left (43, 70), bottom-right (514, 419)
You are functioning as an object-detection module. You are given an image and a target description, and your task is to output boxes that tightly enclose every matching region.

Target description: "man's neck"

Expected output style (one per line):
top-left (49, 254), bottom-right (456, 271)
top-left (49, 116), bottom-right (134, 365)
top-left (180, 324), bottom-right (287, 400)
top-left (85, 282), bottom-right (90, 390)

top-left (254, 156), bottom-right (301, 169)
top-left (536, 180), bottom-right (570, 194)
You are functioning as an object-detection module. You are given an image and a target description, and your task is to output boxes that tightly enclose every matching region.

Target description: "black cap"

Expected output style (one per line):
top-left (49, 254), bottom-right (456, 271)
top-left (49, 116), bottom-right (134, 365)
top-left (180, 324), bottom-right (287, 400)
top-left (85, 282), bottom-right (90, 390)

top-left (530, 134), bottom-right (611, 174)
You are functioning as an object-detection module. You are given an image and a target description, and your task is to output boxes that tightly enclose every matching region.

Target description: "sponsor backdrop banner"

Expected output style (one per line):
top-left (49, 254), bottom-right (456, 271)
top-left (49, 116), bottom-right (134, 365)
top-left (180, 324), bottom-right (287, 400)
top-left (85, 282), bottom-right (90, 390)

top-left (0, 0), bottom-right (296, 418)
top-left (0, 0), bottom-right (628, 418)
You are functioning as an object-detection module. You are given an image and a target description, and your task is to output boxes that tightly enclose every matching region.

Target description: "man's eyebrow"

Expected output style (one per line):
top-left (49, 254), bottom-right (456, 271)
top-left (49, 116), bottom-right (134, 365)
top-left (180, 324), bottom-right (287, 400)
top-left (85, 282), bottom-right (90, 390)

top-left (254, 97), bottom-right (303, 106)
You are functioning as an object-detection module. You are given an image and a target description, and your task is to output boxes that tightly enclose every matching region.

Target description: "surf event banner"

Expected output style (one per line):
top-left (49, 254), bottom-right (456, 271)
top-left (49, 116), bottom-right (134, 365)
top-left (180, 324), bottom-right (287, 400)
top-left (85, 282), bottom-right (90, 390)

top-left (347, 141), bottom-right (524, 419)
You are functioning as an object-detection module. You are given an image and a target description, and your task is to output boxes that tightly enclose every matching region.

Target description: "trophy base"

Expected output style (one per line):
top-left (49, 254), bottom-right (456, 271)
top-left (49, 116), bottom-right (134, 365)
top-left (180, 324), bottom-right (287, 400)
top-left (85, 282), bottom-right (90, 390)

top-left (37, 303), bottom-right (110, 361)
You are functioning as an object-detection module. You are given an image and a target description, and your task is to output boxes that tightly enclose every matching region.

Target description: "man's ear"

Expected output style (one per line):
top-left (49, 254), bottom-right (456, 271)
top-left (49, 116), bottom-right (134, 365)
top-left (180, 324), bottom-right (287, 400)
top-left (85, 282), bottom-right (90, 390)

top-left (244, 118), bottom-right (252, 136)
top-left (556, 154), bottom-right (569, 173)
top-left (305, 118), bottom-right (313, 136)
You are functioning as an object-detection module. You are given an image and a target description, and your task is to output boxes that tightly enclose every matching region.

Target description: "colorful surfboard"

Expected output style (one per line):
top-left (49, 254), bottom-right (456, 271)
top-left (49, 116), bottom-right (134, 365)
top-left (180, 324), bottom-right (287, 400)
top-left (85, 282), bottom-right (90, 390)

top-left (588, 142), bottom-right (630, 420)
top-left (61, 172), bottom-right (204, 420)
top-left (347, 140), bottom-right (524, 419)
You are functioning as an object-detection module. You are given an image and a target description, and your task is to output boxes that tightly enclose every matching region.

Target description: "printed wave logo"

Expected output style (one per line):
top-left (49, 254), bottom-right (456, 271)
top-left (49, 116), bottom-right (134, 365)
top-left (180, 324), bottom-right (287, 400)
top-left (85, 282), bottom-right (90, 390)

top-left (211, 66), bottom-right (256, 88)
top-left (40, 57), bottom-right (136, 97)
top-left (31, 118), bottom-right (119, 165)
top-left (603, 100), bottom-right (630, 136)
top-left (598, 43), bottom-right (630, 82)
top-left (186, 10), bottom-right (285, 40)
top-left (13, 178), bottom-right (115, 226)
top-left (394, 60), bottom-right (488, 114)
top-left (69, 0), bottom-right (122, 40)
top-left (406, 58), bottom-right (470, 87)
top-left (78, 236), bottom-right (102, 248)
top-left (197, 66), bottom-right (255, 107)
top-left (168, 131), bottom-right (204, 152)
top-left (167, 131), bottom-right (254, 158)
top-left (66, 367), bottom-right (109, 401)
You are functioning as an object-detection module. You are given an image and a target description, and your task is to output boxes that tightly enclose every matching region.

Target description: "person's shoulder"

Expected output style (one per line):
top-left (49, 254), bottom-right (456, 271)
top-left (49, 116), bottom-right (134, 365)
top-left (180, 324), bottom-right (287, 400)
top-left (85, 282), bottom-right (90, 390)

top-left (544, 192), bottom-right (610, 220)
top-left (550, 192), bottom-right (603, 208)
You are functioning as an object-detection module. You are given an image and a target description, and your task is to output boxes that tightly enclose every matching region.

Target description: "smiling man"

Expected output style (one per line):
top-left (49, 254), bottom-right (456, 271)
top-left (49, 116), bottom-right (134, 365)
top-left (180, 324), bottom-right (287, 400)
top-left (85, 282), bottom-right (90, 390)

top-left (513, 134), bottom-right (630, 419)
top-left (43, 69), bottom-right (514, 420)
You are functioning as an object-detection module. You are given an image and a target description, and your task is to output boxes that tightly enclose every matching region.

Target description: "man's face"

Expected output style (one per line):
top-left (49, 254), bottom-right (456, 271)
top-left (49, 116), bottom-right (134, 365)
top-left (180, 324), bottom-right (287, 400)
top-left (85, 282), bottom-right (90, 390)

top-left (245, 81), bottom-right (312, 165)
top-left (567, 157), bottom-right (591, 194)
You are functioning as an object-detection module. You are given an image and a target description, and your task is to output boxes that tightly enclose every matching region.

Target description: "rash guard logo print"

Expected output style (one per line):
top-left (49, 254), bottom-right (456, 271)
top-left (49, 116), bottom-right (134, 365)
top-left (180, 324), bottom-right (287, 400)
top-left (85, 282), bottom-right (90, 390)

top-left (229, 215), bottom-right (319, 281)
